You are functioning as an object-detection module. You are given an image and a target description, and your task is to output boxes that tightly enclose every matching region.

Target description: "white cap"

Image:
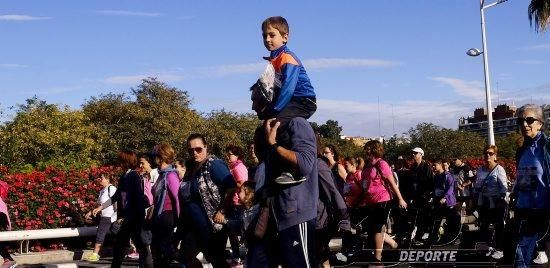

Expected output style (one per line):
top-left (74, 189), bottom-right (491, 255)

top-left (412, 147), bottom-right (424, 156)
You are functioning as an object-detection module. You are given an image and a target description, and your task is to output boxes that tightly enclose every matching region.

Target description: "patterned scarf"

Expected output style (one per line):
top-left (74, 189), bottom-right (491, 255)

top-left (197, 156), bottom-right (223, 232)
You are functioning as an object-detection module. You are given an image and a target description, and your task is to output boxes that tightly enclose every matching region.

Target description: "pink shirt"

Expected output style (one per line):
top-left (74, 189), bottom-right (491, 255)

top-left (361, 158), bottom-right (392, 205)
top-left (0, 198), bottom-right (11, 231)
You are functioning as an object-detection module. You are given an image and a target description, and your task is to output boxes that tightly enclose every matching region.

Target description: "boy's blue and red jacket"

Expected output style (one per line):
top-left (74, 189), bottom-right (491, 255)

top-left (266, 45), bottom-right (315, 114)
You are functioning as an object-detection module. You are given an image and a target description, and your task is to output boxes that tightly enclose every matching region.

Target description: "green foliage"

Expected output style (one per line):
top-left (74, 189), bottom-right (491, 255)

top-left (406, 123), bottom-right (485, 161)
top-left (383, 122), bottom-right (520, 162)
top-left (83, 78), bottom-right (202, 162)
top-left (495, 132), bottom-right (523, 159)
top-left (0, 97), bottom-right (106, 171)
top-left (199, 110), bottom-right (260, 158)
top-left (318, 120), bottom-right (343, 140)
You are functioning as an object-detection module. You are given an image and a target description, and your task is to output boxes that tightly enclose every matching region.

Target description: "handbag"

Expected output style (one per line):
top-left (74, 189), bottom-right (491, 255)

top-left (254, 198), bottom-right (271, 239)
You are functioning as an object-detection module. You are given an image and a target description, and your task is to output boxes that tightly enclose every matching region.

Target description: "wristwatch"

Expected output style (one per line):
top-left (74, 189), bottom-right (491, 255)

top-left (270, 143), bottom-right (280, 150)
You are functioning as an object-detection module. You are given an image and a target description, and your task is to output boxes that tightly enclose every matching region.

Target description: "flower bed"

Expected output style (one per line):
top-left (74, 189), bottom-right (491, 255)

top-left (0, 166), bottom-right (119, 230)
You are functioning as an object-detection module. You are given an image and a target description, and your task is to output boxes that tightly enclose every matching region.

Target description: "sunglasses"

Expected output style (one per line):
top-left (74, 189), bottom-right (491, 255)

top-left (484, 151), bottom-right (495, 156)
top-left (517, 117), bottom-right (538, 126)
top-left (188, 147), bottom-right (204, 154)
top-left (412, 152), bottom-right (420, 155)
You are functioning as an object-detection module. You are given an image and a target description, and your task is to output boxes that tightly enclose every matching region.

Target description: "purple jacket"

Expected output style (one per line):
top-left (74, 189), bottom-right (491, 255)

top-left (434, 171), bottom-right (456, 207)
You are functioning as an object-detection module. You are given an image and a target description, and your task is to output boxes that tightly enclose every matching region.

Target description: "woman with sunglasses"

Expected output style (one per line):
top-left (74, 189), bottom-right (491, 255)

top-left (473, 145), bottom-right (508, 260)
top-left (512, 104), bottom-right (550, 267)
top-left (179, 133), bottom-right (236, 268)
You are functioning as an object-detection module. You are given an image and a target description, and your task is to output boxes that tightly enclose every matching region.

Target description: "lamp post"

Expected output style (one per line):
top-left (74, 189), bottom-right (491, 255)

top-left (467, 0), bottom-right (508, 146)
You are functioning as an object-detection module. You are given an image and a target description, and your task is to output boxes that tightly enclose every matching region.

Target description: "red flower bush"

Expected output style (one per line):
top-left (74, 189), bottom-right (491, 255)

top-left (0, 166), bottom-right (120, 230)
top-left (464, 158), bottom-right (517, 182)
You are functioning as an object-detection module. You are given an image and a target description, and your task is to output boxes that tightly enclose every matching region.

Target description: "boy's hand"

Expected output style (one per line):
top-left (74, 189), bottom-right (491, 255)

top-left (265, 118), bottom-right (280, 146)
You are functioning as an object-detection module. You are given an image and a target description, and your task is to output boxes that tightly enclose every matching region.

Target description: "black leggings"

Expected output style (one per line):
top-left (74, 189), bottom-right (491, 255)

top-left (112, 220), bottom-right (152, 268)
top-left (152, 211), bottom-right (176, 268)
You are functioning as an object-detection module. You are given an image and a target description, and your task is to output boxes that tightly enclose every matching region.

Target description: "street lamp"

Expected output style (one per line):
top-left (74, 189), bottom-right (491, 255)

top-left (467, 0), bottom-right (508, 146)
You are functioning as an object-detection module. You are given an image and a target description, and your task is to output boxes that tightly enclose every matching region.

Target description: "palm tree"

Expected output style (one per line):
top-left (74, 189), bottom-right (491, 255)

top-left (529, 0), bottom-right (550, 32)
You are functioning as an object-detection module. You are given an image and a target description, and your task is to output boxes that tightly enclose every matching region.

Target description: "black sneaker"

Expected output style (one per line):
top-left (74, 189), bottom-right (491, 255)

top-left (275, 172), bottom-right (306, 185)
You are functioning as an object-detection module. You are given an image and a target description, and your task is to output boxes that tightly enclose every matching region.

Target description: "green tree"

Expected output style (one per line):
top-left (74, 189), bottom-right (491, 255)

top-left (529, 0), bottom-right (550, 32)
top-left (83, 78), bottom-right (202, 162)
top-left (406, 123), bottom-right (485, 160)
top-left (200, 110), bottom-right (260, 158)
top-left (0, 97), bottom-right (107, 170)
top-left (318, 120), bottom-right (343, 140)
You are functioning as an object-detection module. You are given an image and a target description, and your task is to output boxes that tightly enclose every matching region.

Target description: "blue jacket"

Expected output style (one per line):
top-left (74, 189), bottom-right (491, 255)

top-left (266, 117), bottom-right (318, 231)
top-left (266, 45), bottom-right (315, 114)
top-left (514, 132), bottom-right (550, 209)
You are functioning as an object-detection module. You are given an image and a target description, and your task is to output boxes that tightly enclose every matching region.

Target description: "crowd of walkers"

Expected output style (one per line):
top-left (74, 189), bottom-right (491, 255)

top-left (79, 103), bottom-right (550, 268)
top-left (0, 15), bottom-right (548, 268)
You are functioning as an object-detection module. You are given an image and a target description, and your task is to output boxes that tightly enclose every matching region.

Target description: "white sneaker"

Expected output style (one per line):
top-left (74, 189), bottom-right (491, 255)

top-left (533, 251), bottom-right (549, 264)
top-left (491, 250), bottom-right (504, 260)
top-left (335, 252), bottom-right (348, 262)
top-left (411, 226), bottom-right (417, 240)
top-left (421, 233), bottom-right (429, 240)
top-left (486, 247), bottom-right (495, 257)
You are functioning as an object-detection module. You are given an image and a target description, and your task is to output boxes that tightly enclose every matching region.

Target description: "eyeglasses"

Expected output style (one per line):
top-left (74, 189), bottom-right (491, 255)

top-left (322, 151), bottom-right (332, 155)
top-left (412, 152), bottom-right (419, 155)
top-left (484, 151), bottom-right (495, 156)
top-left (188, 147), bottom-right (204, 154)
top-left (517, 117), bottom-right (538, 126)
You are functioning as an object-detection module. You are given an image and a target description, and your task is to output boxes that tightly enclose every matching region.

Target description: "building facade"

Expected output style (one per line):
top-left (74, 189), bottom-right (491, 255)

top-left (459, 104), bottom-right (550, 136)
top-left (459, 104), bottom-right (518, 136)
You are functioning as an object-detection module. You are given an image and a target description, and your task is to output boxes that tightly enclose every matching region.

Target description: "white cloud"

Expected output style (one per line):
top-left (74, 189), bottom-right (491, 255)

top-left (0, 15), bottom-right (51, 21)
top-left (516, 60), bottom-right (545, 65)
top-left (95, 10), bottom-right (161, 17)
top-left (178, 15), bottom-right (195, 20)
top-left (197, 58), bottom-right (400, 78)
top-left (209, 63), bottom-right (265, 76)
top-left (0, 63), bottom-right (27, 68)
top-left (310, 98), bottom-right (472, 136)
top-left (527, 44), bottom-right (550, 50)
top-left (104, 57), bottom-right (400, 83)
top-left (430, 77), bottom-right (485, 100)
top-left (304, 58), bottom-right (401, 70)
top-left (104, 74), bottom-right (184, 84)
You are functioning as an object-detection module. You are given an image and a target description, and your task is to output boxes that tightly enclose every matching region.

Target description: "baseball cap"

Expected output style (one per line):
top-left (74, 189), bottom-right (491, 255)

top-left (412, 147), bottom-right (424, 156)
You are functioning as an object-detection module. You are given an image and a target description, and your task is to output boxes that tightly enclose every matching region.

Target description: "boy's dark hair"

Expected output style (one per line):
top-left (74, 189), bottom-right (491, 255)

top-left (225, 144), bottom-right (245, 161)
top-left (262, 16), bottom-right (289, 37)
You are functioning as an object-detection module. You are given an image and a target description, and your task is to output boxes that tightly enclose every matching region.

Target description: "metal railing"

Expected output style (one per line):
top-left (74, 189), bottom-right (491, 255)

top-left (0, 226), bottom-right (97, 254)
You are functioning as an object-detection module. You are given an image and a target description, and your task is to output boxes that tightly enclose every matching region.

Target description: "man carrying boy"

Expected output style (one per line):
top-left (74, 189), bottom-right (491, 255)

top-left (258, 16), bottom-right (317, 185)
top-left (248, 16), bottom-right (318, 268)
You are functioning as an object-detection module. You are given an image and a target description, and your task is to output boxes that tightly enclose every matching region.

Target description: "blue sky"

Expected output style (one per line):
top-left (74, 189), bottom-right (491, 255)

top-left (1, 0), bottom-right (549, 137)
